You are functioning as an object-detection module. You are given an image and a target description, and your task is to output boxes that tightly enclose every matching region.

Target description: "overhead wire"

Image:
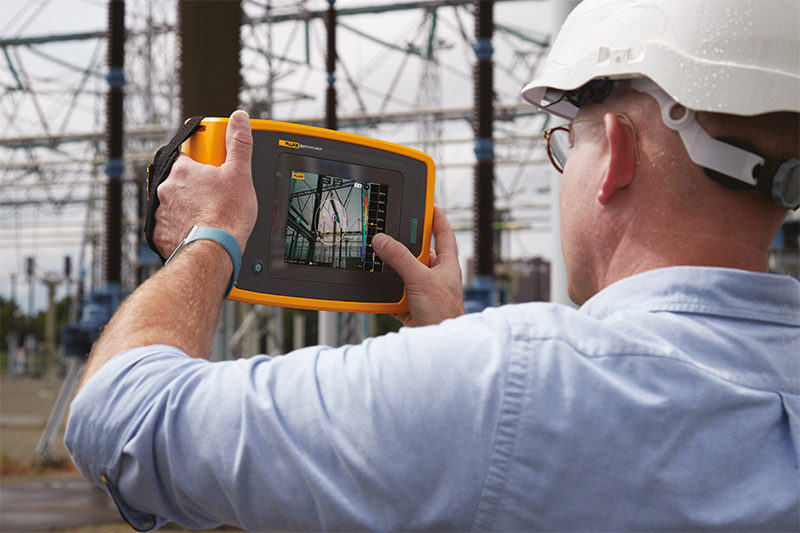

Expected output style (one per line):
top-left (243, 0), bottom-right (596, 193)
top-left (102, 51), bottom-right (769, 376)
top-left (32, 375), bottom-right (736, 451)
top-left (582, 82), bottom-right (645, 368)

top-left (3, 0), bottom-right (557, 290)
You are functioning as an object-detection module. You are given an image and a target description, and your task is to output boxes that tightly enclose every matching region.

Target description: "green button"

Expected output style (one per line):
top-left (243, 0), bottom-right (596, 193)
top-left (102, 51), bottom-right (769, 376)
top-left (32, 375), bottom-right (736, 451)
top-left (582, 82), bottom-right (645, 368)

top-left (252, 261), bottom-right (263, 275)
top-left (410, 218), bottom-right (418, 245)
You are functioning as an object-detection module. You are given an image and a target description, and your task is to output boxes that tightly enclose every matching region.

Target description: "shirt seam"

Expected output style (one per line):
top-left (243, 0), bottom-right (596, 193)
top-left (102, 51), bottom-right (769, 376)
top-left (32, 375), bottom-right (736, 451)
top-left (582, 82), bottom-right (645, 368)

top-left (586, 302), bottom-right (800, 326)
top-left (469, 317), bottom-right (529, 532)
top-left (514, 333), bottom-right (799, 396)
top-left (580, 267), bottom-right (800, 325)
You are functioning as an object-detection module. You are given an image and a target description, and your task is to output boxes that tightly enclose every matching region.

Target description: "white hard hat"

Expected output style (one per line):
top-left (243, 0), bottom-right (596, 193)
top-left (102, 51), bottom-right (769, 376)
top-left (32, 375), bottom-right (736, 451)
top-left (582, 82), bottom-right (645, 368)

top-left (523, 0), bottom-right (800, 209)
top-left (522, 0), bottom-right (800, 118)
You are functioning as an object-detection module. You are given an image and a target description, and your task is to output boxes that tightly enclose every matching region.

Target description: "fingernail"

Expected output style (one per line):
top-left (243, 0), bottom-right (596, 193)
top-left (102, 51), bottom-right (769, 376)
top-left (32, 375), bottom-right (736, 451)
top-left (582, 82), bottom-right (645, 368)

top-left (372, 234), bottom-right (388, 251)
top-left (232, 110), bottom-right (249, 124)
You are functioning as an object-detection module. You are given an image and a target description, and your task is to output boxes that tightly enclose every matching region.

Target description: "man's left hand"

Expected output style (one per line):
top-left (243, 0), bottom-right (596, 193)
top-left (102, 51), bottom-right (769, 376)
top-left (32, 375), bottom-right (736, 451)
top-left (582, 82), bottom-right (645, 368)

top-left (154, 110), bottom-right (258, 258)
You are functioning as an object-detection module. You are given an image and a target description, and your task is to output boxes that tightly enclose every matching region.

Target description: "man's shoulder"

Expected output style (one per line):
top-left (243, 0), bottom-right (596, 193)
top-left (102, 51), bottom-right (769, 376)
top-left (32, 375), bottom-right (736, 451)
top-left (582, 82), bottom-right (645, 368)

top-left (583, 266), bottom-right (800, 324)
top-left (484, 266), bottom-right (799, 395)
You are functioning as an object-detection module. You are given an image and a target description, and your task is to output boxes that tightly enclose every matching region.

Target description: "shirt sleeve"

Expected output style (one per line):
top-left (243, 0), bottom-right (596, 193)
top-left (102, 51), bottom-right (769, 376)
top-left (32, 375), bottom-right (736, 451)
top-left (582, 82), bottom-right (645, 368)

top-left (64, 310), bottom-right (513, 531)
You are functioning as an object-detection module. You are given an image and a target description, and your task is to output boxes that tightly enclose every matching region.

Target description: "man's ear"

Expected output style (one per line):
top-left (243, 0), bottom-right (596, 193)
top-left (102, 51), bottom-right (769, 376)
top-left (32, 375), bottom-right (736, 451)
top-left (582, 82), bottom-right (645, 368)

top-left (597, 113), bottom-right (637, 205)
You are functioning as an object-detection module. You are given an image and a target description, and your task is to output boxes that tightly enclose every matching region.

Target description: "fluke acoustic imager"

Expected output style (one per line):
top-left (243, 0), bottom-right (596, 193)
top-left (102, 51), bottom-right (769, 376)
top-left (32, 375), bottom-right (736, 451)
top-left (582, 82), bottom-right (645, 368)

top-left (148, 117), bottom-right (435, 314)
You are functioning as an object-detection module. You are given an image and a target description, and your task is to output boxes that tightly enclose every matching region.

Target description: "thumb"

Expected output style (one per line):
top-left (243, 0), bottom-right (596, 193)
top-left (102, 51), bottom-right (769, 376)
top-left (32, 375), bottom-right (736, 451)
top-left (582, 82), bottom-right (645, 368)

top-left (224, 110), bottom-right (253, 169)
top-left (372, 234), bottom-right (425, 283)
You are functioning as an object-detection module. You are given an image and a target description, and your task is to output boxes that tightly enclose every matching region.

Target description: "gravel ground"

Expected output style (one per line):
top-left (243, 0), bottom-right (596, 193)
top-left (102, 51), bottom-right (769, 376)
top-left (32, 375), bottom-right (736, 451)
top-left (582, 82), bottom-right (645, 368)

top-left (1, 376), bottom-right (70, 463)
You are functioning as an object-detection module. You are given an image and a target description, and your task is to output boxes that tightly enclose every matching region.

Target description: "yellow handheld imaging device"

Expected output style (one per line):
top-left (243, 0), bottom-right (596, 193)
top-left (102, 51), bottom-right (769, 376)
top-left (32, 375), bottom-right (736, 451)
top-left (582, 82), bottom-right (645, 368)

top-left (180, 118), bottom-right (435, 314)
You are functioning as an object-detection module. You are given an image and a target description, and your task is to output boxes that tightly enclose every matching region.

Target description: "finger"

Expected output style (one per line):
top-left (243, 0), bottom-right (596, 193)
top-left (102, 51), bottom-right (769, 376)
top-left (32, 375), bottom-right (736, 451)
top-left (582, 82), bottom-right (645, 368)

top-left (223, 110), bottom-right (253, 170)
top-left (372, 233), bottom-right (425, 282)
top-left (391, 312), bottom-right (412, 327)
top-left (430, 205), bottom-right (459, 265)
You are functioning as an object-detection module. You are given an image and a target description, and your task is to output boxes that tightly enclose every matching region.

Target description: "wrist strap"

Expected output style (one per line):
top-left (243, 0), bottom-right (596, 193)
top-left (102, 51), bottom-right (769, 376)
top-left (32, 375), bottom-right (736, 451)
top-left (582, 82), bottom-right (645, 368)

top-left (166, 226), bottom-right (241, 299)
top-left (145, 116), bottom-right (206, 263)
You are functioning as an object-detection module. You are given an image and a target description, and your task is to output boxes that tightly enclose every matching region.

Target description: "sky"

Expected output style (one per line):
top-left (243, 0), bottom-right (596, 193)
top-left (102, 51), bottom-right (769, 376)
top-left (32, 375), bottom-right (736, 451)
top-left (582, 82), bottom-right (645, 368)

top-left (0, 0), bottom-right (569, 316)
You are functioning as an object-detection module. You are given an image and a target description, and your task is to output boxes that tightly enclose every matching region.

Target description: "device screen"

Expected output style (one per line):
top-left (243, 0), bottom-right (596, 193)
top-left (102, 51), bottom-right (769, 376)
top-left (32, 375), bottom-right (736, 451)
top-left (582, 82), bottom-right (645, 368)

top-left (285, 170), bottom-right (389, 273)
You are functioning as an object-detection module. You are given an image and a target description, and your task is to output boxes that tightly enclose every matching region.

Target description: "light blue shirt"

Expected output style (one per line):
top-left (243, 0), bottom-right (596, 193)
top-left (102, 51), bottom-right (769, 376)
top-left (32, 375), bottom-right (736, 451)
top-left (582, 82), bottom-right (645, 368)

top-left (65, 266), bottom-right (800, 531)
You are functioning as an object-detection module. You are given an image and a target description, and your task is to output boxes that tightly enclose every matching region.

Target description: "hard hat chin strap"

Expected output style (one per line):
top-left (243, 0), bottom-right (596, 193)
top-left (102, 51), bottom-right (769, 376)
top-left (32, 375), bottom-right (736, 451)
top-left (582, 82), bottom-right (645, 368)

top-left (631, 78), bottom-right (799, 210)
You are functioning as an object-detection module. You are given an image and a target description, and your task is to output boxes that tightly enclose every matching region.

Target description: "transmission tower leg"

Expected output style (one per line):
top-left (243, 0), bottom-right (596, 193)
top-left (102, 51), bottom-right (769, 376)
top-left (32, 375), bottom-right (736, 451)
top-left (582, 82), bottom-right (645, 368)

top-left (293, 310), bottom-right (306, 350)
top-left (319, 0), bottom-right (339, 348)
top-left (6, 334), bottom-right (17, 380)
top-left (7, 275), bottom-right (18, 380)
top-left (319, 311), bottom-right (338, 347)
top-left (268, 307), bottom-right (284, 355)
top-left (34, 357), bottom-right (85, 461)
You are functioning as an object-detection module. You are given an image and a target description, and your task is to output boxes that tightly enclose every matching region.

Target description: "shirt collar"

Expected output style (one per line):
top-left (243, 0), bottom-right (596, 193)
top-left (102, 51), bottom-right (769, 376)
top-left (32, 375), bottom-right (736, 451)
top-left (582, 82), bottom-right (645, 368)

top-left (580, 266), bottom-right (800, 326)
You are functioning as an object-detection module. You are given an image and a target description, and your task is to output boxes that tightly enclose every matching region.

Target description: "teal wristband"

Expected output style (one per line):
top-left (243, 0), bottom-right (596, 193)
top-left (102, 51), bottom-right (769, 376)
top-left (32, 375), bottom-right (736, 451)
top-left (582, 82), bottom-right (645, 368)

top-left (165, 226), bottom-right (242, 299)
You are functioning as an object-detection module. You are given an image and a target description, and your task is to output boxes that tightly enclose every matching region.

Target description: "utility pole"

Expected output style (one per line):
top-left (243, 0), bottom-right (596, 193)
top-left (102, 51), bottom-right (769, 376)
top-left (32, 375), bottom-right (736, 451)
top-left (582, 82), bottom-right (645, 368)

top-left (41, 276), bottom-right (61, 392)
top-left (104, 0), bottom-right (125, 287)
top-left (463, 0), bottom-right (507, 313)
top-left (325, 0), bottom-right (337, 132)
top-left (319, 0), bottom-right (339, 347)
top-left (34, 261), bottom-right (72, 459)
top-left (417, 7), bottom-right (443, 182)
top-left (6, 274), bottom-right (17, 380)
top-left (266, 0), bottom-right (274, 119)
top-left (473, 0), bottom-right (494, 283)
top-left (26, 256), bottom-right (36, 374)
top-left (178, 0), bottom-right (242, 118)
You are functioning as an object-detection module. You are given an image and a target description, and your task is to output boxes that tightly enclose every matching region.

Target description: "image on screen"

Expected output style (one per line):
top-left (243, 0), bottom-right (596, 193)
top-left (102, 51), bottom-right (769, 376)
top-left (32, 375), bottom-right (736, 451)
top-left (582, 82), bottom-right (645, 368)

top-left (285, 170), bottom-right (388, 272)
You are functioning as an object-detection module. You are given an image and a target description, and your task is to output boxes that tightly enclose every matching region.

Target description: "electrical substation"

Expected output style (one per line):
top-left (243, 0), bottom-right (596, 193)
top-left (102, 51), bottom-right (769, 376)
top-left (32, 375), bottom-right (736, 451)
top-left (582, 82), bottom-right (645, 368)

top-left (2, 0), bottom-right (559, 373)
top-left (2, 0), bottom-right (797, 385)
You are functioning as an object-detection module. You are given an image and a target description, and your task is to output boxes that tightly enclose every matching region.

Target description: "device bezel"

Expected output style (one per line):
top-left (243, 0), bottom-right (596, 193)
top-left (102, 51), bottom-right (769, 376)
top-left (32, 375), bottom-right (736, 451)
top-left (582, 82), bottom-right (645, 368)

top-left (183, 118), bottom-right (434, 313)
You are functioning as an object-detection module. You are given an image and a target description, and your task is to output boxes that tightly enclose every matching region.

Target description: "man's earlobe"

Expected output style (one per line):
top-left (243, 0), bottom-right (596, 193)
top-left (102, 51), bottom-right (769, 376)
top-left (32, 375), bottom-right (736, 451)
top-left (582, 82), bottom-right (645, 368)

top-left (597, 113), bottom-right (637, 205)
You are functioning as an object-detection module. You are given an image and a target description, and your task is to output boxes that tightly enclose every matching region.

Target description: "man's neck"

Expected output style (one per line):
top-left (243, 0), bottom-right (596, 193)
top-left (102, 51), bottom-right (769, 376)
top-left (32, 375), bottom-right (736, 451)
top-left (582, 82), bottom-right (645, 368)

top-left (600, 227), bottom-right (771, 295)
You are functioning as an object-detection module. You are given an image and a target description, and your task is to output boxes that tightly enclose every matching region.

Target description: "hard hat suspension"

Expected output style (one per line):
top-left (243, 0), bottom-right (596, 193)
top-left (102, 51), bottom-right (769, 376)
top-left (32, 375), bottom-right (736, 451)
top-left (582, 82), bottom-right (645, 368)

top-left (630, 78), bottom-right (800, 210)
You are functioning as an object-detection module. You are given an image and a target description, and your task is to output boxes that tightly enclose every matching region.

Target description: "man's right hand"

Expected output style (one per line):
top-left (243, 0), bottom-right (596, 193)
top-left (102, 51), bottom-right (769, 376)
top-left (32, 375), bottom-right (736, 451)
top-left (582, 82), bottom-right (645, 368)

top-left (372, 205), bottom-right (465, 328)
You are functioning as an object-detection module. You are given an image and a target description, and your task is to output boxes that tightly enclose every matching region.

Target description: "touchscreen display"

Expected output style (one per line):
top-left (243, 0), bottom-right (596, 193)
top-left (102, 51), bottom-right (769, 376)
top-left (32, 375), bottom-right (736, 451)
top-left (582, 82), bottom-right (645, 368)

top-left (285, 170), bottom-right (388, 273)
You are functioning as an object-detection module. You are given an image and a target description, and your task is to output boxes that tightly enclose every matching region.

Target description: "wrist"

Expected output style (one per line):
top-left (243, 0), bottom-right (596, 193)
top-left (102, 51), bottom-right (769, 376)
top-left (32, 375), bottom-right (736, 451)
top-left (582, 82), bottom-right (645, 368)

top-left (166, 226), bottom-right (241, 298)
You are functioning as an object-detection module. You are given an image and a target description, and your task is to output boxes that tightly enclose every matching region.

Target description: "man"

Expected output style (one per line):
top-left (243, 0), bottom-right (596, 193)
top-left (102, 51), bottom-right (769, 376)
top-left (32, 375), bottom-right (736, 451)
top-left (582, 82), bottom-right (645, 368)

top-left (66, 0), bottom-right (799, 530)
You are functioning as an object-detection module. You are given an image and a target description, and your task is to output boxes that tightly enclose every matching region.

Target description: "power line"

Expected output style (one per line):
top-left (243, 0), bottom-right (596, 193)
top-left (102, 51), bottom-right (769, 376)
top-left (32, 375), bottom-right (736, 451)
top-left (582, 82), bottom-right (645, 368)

top-left (2, 0), bottom-right (554, 290)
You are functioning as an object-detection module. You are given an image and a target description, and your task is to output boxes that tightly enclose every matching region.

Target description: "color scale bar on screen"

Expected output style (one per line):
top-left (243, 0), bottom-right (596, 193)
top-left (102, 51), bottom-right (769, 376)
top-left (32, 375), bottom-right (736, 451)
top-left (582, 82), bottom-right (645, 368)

top-left (362, 186), bottom-right (369, 262)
